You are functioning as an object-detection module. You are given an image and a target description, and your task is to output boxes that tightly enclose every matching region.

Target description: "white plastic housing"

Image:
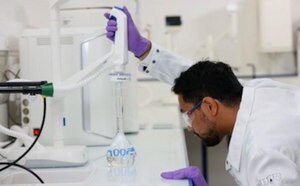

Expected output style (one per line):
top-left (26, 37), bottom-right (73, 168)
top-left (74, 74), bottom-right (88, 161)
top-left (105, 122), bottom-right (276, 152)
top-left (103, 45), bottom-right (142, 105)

top-left (19, 28), bottom-right (139, 146)
top-left (109, 7), bottom-right (128, 72)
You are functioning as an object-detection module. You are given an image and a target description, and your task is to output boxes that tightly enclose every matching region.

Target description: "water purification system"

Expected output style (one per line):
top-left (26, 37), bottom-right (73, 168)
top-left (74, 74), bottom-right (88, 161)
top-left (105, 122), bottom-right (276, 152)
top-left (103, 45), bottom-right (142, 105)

top-left (0, 3), bottom-right (136, 168)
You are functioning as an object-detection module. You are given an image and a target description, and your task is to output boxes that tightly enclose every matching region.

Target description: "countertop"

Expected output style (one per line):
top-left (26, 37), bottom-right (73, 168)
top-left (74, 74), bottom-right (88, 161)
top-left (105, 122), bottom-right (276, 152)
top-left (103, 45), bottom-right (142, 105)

top-left (0, 128), bottom-right (190, 186)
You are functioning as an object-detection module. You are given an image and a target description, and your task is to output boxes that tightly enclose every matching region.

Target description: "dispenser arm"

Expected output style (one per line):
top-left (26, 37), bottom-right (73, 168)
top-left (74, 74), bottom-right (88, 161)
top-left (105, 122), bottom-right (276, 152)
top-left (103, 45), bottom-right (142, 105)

top-left (0, 8), bottom-right (129, 99)
top-left (109, 7), bottom-right (128, 71)
top-left (53, 7), bottom-right (129, 97)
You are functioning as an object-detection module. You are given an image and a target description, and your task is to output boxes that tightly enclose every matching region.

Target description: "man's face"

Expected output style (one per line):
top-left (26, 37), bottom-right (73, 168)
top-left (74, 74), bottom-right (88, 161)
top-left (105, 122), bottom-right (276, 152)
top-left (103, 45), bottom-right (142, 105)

top-left (178, 95), bottom-right (222, 146)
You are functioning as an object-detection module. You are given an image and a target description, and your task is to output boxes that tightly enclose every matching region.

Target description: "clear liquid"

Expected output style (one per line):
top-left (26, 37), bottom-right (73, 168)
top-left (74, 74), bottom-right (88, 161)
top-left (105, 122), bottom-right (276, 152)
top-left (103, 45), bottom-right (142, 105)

top-left (106, 132), bottom-right (136, 167)
top-left (106, 148), bottom-right (136, 167)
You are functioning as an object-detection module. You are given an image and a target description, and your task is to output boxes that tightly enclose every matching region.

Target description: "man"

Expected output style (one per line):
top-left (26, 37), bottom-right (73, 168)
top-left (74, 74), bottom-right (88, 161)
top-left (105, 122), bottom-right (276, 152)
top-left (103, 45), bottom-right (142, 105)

top-left (105, 7), bottom-right (300, 186)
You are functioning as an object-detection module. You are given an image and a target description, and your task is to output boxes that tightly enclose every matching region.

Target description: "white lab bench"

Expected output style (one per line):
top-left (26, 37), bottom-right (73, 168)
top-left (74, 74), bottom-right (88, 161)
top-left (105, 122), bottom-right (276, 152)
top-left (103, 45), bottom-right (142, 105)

top-left (0, 128), bottom-right (190, 186)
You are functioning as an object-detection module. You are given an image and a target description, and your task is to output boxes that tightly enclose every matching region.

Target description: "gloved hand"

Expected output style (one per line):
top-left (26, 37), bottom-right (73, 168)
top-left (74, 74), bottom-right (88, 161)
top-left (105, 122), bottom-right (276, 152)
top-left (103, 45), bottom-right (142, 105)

top-left (104, 6), bottom-right (150, 57)
top-left (161, 166), bottom-right (208, 186)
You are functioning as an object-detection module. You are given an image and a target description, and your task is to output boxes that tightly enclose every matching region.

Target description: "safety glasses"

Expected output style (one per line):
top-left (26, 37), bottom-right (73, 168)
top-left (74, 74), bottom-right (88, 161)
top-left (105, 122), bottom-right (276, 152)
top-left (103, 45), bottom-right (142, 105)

top-left (181, 100), bottom-right (202, 128)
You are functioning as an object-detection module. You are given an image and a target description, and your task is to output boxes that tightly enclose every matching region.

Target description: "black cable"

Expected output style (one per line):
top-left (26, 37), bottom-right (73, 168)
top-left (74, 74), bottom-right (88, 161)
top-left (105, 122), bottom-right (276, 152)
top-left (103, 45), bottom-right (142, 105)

top-left (0, 162), bottom-right (44, 183)
top-left (0, 97), bottom-right (46, 183)
top-left (4, 69), bottom-right (20, 81)
top-left (1, 138), bottom-right (16, 149)
top-left (0, 97), bottom-right (46, 171)
top-left (0, 138), bottom-right (17, 160)
top-left (0, 81), bottom-right (47, 87)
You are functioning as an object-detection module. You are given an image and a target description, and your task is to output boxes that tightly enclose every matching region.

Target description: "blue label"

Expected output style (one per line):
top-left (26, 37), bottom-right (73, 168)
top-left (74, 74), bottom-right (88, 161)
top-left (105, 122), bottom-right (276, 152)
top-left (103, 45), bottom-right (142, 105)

top-left (107, 147), bottom-right (136, 157)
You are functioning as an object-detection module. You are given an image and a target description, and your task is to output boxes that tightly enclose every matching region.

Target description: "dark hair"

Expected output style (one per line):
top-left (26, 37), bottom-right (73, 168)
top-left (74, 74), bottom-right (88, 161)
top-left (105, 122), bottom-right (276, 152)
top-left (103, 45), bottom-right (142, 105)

top-left (172, 60), bottom-right (243, 106)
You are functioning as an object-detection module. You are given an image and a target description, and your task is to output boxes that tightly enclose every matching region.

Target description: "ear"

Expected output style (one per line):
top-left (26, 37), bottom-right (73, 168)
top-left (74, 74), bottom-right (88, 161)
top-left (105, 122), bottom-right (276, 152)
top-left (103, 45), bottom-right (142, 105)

top-left (201, 97), bottom-right (218, 117)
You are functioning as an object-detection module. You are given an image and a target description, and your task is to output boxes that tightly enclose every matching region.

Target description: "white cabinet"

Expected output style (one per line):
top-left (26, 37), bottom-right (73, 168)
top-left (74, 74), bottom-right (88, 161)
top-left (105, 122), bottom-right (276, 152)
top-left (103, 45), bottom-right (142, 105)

top-left (258, 0), bottom-right (293, 53)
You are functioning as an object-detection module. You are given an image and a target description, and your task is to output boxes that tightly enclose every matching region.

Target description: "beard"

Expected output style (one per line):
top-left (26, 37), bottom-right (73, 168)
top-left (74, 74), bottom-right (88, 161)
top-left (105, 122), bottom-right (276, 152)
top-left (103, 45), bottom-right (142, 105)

top-left (195, 129), bottom-right (222, 146)
top-left (194, 112), bottom-right (222, 147)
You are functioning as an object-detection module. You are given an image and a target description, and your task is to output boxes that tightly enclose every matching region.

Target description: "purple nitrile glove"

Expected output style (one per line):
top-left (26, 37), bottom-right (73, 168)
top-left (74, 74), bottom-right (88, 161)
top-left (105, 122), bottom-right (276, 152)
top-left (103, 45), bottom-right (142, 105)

top-left (104, 6), bottom-right (150, 57)
top-left (161, 166), bottom-right (208, 186)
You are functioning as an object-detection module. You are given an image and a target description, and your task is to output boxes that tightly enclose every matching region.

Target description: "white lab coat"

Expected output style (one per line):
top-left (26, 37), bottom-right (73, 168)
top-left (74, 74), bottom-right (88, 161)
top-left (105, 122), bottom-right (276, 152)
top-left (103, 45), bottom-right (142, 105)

top-left (226, 79), bottom-right (300, 186)
top-left (139, 43), bottom-right (300, 185)
top-left (138, 43), bottom-right (194, 84)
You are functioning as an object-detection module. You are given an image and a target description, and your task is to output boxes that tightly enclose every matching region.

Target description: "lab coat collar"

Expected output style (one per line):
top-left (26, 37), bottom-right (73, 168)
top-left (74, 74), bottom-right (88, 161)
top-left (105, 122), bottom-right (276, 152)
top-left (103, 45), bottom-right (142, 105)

top-left (226, 87), bottom-right (255, 171)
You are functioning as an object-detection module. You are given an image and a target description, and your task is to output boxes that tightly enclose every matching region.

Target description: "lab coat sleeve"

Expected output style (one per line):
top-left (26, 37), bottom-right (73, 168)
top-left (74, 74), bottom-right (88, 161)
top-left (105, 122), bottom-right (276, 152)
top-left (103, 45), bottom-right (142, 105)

top-left (138, 43), bottom-right (194, 85)
top-left (246, 145), bottom-right (300, 186)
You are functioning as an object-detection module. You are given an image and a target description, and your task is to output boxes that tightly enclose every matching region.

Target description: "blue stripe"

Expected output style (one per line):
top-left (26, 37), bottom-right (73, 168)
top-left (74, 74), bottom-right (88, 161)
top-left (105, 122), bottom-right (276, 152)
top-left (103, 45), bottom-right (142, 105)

top-left (63, 117), bottom-right (66, 127)
top-left (114, 6), bottom-right (123, 11)
top-left (188, 178), bottom-right (193, 186)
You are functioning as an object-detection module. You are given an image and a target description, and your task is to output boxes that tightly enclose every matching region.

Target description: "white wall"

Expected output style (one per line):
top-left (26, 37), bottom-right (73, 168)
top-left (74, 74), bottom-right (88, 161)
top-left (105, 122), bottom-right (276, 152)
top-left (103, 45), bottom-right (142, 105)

top-left (0, 0), bottom-right (138, 49)
top-left (0, 0), bottom-right (299, 76)
top-left (138, 0), bottom-right (300, 77)
top-left (0, 0), bottom-right (49, 49)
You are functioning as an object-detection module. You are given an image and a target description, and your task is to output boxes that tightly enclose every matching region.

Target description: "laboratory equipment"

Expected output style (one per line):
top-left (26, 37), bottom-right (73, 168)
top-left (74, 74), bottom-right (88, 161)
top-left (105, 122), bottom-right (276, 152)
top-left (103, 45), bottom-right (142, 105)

top-left (106, 132), bottom-right (136, 167)
top-left (20, 28), bottom-right (116, 146)
top-left (19, 25), bottom-right (138, 146)
top-left (106, 84), bottom-right (136, 167)
top-left (1, 2), bottom-right (136, 169)
top-left (0, 81), bottom-right (87, 170)
top-left (0, 81), bottom-right (52, 183)
top-left (105, 7), bottom-right (136, 167)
